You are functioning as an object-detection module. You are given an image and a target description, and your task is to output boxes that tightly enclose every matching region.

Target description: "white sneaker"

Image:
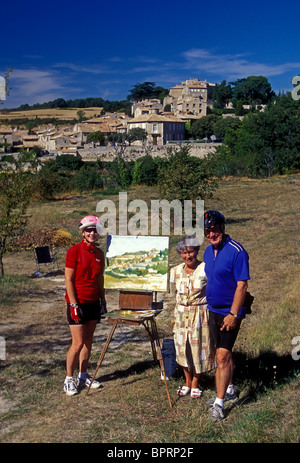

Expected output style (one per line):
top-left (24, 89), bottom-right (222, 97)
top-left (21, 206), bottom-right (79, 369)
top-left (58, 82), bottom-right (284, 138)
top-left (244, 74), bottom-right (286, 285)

top-left (77, 374), bottom-right (101, 390)
top-left (64, 377), bottom-right (78, 396)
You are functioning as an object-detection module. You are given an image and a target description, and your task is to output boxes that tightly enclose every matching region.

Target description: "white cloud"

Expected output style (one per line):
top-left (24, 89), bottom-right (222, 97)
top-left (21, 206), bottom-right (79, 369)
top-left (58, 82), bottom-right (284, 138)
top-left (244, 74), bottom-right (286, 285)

top-left (2, 67), bottom-right (80, 108)
top-left (181, 49), bottom-right (300, 79)
top-left (12, 68), bottom-right (64, 96)
top-left (52, 62), bottom-right (113, 75)
top-left (3, 49), bottom-right (300, 108)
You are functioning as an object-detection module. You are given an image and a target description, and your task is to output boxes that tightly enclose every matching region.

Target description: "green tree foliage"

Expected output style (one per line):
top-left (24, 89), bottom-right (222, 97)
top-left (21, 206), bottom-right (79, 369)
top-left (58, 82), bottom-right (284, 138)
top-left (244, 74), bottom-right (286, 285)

top-left (213, 117), bottom-right (241, 139)
top-left (127, 82), bottom-right (168, 102)
top-left (190, 114), bottom-right (219, 139)
top-left (16, 97), bottom-right (131, 115)
top-left (127, 128), bottom-right (147, 144)
top-left (189, 114), bottom-right (242, 141)
top-left (215, 93), bottom-right (300, 177)
top-left (34, 170), bottom-right (68, 199)
top-left (106, 129), bottom-right (149, 187)
top-left (71, 165), bottom-right (104, 193)
top-left (0, 154), bottom-right (36, 275)
top-left (77, 110), bottom-right (86, 122)
top-left (235, 100), bottom-right (246, 116)
top-left (212, 80), bottom-right (232, 109)
top-left (157, 145), bottom-right (218, 202)
top-left (86, 131), bottom-right (105, 145)
top-left (55, 154), bottom-right (83, 171)
top-left (230, 76), bottom-right (276, 106)
top-left (132, 155), bottom-right (158, 186)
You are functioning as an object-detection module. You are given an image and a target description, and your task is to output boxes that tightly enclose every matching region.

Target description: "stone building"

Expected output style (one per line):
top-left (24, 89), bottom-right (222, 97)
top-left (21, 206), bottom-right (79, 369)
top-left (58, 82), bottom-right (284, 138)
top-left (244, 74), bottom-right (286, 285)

top-left (131, 99), bottom-right (163, 117)
top-left (127, 114), bottom-right (185, 146)
top-left (163, 78), bottom-right (215, 120)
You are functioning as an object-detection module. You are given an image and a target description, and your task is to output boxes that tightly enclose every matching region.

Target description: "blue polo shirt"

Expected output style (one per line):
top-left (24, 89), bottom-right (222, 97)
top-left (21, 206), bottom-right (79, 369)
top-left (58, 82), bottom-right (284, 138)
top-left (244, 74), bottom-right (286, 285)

top-left (204, 235), bottom-right (250, 318)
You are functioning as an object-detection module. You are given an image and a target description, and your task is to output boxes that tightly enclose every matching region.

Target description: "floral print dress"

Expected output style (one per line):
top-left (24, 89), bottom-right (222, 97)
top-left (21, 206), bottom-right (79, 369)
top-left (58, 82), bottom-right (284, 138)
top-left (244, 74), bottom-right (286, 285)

top-left (170, 261), bottom-right (215, 374)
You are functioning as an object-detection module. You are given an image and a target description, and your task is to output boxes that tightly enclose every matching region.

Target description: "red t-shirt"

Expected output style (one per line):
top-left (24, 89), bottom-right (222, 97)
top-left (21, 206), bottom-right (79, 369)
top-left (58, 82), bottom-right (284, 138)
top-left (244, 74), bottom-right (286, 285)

top-left (65, 239), bottom-right (104, 303)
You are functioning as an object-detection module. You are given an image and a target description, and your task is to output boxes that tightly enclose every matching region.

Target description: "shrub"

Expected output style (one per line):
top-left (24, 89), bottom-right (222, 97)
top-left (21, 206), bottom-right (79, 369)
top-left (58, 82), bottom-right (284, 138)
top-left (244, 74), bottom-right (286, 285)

top-left (55, 154), bottom-right (83, 171)
top-left (70, 166), bottom-right (104, 193)
top-left (132, 155), bottom-right (158, 186)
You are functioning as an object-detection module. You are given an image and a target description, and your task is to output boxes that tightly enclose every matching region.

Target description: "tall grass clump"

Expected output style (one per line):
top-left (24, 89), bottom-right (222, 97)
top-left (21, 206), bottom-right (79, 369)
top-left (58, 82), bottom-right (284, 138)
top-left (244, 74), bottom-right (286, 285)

top-left (0, 274), bottom-right (35, 308)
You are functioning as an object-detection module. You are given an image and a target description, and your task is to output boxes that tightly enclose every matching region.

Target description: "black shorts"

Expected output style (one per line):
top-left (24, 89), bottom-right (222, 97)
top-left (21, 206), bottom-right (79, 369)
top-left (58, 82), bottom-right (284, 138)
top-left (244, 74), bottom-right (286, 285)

top-left (67, 300), bottom-right (101, 325)
top-left (208, 311), bottom-right (241, 351)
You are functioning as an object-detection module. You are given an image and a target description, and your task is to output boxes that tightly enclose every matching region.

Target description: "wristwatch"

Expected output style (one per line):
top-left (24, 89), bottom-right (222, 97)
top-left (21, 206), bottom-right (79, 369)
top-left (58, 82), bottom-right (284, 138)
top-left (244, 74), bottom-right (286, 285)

top-left (229, 311), bottom-right (238, 318)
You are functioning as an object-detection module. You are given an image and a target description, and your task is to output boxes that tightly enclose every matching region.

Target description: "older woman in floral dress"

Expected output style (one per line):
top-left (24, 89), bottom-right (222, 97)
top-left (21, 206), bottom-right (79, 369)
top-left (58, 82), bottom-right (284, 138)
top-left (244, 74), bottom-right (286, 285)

top-left (170, 236), bottom-right (215, 398)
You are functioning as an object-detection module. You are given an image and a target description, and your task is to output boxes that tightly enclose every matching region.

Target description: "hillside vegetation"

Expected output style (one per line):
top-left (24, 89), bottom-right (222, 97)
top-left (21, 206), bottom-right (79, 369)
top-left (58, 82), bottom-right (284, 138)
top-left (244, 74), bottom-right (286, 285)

top-left (0, 107), bottom-right (102, 121)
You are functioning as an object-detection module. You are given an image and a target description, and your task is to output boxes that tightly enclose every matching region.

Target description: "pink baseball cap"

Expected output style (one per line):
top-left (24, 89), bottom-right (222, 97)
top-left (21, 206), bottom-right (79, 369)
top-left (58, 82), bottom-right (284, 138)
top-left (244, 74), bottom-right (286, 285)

top-left (79, 215), bottom-right (101, 230)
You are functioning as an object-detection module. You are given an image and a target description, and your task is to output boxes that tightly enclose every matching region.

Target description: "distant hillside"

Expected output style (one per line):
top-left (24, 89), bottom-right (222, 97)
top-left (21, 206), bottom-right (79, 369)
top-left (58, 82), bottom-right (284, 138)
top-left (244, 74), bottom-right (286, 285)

top-left (0, 107), bottom-right (103, 121)
top-left (1, 96), bottom-right (132, 119)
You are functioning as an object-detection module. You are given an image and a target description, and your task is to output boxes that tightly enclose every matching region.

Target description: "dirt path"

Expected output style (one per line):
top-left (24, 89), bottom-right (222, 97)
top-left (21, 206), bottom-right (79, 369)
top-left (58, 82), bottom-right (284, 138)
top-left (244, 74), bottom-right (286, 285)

top-left (1, 249), bottom-right (170, 373)
top-left (0, 251), bottom-right (174, 442)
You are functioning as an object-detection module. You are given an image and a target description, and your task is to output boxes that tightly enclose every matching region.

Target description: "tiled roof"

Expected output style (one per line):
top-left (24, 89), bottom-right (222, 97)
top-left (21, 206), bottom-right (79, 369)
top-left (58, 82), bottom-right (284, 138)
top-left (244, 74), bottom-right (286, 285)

top-left (127, 114), bottom-right (185, 123)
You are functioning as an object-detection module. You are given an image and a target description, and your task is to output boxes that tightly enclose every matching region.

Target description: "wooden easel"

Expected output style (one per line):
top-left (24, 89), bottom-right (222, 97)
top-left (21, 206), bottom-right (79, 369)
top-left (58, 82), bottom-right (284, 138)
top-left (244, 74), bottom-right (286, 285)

top-left (86, 290), bottom-right (173, 408)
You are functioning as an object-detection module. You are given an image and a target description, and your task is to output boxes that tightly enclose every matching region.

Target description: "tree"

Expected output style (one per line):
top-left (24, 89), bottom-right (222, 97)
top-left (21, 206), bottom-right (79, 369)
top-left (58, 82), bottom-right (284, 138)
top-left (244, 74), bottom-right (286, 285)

top-left (127, 82), bottom-right (168, 102)
top-left (86, 131), bottom-right (105, 145)
top-left (230, 76), bottom-right (275, 106)
top-left (77, 110), bottom-right (86, 122)
top-left (212, 80), bottom-right (232, 109)
top-left (55, 154), bottom-right (83, 171)
top-left (190, 114), bottom-right (219, 139)
top-left (132, 155), bottom-right (158, 186)
top-left (106, 130), bottom-right (148, 188)
top-left (0, 155), bottom-right (36, 276)
top-left (127, 128), bottom-right (147, 144)
top-left (107, 129), bottom-right (148, 158)
top-left (157, 145), bottom-right (218, 202)
top-left (235, 100), bottom-right (245, 116)
top-left (217, 93), bottom-right (300, 177)
top-left (213, 117), bottom-right (241, 139)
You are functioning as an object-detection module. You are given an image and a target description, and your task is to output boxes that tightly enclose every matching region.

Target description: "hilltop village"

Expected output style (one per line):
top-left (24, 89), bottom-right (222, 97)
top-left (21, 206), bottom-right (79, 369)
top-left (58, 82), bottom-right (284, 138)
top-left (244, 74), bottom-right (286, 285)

top-left (106, 247), bottom-right (168, 275)
top-left (0, 78), bottom-right (222, 161)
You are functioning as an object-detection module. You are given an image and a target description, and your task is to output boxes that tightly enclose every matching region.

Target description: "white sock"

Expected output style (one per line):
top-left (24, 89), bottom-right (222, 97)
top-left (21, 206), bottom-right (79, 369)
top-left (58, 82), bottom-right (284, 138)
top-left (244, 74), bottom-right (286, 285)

top-left (65, 376), bottom-right (73, 380)
top-left (226, 384), bottom-right (234, 394)
top-left (214, 397), bottom-right (224, 408)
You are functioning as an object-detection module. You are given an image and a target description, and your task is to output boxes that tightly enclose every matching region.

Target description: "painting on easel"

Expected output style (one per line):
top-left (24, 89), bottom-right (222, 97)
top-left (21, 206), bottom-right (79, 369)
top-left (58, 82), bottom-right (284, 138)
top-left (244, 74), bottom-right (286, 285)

top-left (104, 235), bottom-right (169, 291)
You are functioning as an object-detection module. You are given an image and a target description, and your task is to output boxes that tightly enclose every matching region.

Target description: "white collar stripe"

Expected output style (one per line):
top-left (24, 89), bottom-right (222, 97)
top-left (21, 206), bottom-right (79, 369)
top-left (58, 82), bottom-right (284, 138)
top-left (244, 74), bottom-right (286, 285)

top-left (229, 240), bottom-right (243, 252)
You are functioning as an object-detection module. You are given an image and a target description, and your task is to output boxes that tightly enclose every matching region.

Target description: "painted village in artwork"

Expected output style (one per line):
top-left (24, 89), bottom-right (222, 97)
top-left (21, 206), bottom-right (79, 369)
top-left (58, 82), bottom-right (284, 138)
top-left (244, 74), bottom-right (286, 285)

top-left (104, 236), bottom-right (169, 291)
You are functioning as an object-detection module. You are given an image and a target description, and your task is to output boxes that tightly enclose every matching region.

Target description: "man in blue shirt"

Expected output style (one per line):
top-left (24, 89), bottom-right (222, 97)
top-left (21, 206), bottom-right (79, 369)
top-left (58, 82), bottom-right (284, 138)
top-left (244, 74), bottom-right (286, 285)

top-left (203, 210), bottom-right (250, 421)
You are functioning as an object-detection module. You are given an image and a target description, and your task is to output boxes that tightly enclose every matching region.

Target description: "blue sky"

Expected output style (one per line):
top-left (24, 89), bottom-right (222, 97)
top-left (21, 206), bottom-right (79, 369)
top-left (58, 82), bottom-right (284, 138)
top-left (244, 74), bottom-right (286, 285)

top-left (1, 0), bottom-right (300, 109)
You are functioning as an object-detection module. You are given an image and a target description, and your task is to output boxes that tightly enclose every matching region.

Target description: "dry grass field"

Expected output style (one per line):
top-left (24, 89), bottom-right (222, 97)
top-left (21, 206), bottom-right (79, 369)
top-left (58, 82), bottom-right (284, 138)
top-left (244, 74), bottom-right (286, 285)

top-left (0, 107), bottom-right (102, 121)
top-left (0, 175), bottom-right (299, 444)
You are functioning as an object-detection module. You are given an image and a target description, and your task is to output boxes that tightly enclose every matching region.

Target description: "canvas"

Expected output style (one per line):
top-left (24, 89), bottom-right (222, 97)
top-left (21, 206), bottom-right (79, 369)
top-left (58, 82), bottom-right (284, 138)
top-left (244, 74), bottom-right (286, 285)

top-left (104, 235), bottom-right (169, 291)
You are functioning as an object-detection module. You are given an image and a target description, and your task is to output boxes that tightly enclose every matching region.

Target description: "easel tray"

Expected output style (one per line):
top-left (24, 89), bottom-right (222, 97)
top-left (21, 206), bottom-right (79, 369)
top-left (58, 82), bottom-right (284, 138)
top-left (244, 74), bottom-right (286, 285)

top-left (105, 308), bottom-right (162, 321)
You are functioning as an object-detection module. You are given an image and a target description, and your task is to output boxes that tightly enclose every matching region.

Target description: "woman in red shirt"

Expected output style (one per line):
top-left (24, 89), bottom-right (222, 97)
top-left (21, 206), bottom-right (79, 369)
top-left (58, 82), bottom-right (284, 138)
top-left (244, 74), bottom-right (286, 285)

top-left (64, 215), bottom-right (106, 396)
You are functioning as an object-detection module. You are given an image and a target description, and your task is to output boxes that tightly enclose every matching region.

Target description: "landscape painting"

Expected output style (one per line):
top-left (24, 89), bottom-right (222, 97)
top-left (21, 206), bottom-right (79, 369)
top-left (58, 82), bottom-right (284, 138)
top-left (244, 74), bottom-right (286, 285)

top-left (104, 235), bottom-right (169, 291)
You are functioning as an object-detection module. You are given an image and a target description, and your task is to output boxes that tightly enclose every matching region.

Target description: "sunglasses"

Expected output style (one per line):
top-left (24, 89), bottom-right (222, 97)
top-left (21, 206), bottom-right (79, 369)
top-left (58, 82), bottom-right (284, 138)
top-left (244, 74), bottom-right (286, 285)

top-left (84, 228), bottom-right (98, 233)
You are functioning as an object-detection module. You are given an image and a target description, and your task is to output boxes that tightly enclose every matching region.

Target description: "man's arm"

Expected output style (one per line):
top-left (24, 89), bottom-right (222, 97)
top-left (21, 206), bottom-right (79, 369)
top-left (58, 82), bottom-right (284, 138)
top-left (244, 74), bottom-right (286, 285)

top-left (221, 280), bottom-right (248, 331)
